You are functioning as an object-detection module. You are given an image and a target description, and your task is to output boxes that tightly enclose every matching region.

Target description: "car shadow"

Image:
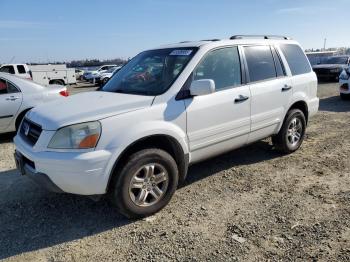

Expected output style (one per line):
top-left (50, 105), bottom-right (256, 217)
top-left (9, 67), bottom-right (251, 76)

top-left (319, 95), bottom-right (350, 113)
top-left (0, 169), bottom-right (131, 260)
top-left (0, 132), bottom-right (15, 144)
top-left (0, 140), bottom-right (281, 259)
top-left (183, 140), bottom-right (281, 187)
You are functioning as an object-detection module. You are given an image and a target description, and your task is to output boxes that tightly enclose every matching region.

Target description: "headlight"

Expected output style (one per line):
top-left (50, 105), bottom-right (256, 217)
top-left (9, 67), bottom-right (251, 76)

top-left (339, 70), bottom-right (349, 80)
top-left (48, 121), bottom-right (101, 149)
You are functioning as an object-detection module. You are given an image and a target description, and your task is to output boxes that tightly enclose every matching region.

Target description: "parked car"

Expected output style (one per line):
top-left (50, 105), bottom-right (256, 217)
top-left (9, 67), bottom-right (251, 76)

top-left (14, 35), bottom-right (319, 218)
top-left (338, 67), bottom-right (350, 99)
top-left (312, 56), bottom-right (350, 81)
top-left (0, 73), bottom-right (68, 134)
top-left (75, 69), bottom-right (85, 80)
top-left (82, 65), bottom-right (118, 81)
top-left (0, 64), bottom-right (76, 86)
top-left (99, 66), bottom-right (122, 86)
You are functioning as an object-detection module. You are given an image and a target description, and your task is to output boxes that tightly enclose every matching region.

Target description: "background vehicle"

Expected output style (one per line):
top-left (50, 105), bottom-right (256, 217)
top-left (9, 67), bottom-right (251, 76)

top-left (0, 64), bottom-right (77, 86)
top-left (0, 73), bottom-right (68, 134)
top-left (312, 55), bottom-right (350, 81)
top-left (82, 65), bottom-right (118, 81)
top-left (14, 36), bottom-right (319, 218)
top-left (99, 66), bottom-right (122, 86)
top-left (75, 69), bottom-right (85, 80)
top-left (339, 67), bottom-right (350, 99)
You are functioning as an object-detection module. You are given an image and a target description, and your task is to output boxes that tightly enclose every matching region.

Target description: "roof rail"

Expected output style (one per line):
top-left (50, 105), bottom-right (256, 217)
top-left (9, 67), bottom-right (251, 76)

top-left (230, 35), bottom-right (291, 40)
top-left (200, 39), bottom-right (221, 42)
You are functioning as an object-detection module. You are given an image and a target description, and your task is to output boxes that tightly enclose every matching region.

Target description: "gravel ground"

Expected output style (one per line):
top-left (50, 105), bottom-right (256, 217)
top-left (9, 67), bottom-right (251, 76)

top-left (0, 82), bottom-right (349, 261)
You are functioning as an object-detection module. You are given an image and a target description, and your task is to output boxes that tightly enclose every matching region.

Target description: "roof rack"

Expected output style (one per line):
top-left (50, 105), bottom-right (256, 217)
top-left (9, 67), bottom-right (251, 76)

top-left (230, 35), bottom-right (291, 40)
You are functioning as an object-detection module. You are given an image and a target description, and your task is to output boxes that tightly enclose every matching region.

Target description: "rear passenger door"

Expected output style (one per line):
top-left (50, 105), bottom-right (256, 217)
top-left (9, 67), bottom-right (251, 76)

top-left (242, 45), bottom-right (293, 143)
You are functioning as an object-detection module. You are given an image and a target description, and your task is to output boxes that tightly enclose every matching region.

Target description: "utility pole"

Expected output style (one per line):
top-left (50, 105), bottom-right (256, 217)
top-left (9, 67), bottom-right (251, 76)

top-left (323, 38), bottom-right (327, 51)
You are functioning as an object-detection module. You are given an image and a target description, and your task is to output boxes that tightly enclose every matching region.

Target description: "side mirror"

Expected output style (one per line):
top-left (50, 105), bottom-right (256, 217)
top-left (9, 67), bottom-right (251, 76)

top-left (190, 79), bottom-right (215, 96)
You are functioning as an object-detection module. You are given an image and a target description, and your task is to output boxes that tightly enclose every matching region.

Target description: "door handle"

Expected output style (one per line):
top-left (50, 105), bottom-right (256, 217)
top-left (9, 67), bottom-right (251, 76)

top-left (282, 85), bottom-right (292, 92)
top-left (6, 96), bottom-right (19, 101)
top-left (234, 95), bottom-right (249, 103)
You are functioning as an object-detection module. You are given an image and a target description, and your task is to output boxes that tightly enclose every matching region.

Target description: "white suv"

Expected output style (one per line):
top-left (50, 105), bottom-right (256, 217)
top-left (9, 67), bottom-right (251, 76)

top-left (14, 35), bottom-right (319, 218)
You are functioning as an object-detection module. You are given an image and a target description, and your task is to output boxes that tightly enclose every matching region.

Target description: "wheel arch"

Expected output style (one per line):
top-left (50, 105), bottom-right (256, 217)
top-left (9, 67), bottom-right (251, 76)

top-left (288, 100), bottom-right (309, 124)
top-left (15, 107), bottom-right (32, 130)
top-left (106, 134), bottom-right (189, 193)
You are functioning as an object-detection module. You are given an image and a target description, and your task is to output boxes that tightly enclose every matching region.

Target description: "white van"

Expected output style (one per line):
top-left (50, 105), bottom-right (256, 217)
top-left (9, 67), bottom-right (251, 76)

top-left (0, 64), bottom-right (76, 86)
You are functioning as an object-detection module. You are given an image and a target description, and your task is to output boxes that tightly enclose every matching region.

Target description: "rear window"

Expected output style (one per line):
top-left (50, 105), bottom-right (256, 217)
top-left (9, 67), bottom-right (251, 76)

top-left (17, 65), bottom-right (26, 74)
top-left (280, 44), bottom-right (311, 75)
top-left (0, 66), bottom-right (15, 74)
top-left (244, 45), bottom-right (276, 82)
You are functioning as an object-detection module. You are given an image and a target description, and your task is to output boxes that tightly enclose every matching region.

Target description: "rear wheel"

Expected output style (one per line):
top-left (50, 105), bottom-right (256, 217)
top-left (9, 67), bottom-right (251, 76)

top-left (272, 109), bottom-right (306, 154)
top-left (109, 149), bottom-right (179, 218)
top-left (50, 79), bottom-right (64, 85)
top-left (340, 93), bottom-right (350, 100)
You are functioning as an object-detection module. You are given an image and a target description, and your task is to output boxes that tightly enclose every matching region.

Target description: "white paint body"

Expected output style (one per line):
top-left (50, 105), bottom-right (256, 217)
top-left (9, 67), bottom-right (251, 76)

top-left (14, 38), bottom-right (319, 195)
top-left (0, 73), bottom-right (67, 133)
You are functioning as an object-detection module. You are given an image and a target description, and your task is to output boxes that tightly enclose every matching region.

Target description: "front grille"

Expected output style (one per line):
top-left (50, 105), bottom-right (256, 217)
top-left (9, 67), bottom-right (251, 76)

top-left (20, 118), bottom-right (42, 146)
top-left (314, 68), bottom-right (330, 75)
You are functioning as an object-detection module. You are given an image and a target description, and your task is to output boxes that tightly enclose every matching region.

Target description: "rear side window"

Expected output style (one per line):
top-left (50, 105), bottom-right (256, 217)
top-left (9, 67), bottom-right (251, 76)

top-left (280, 44), bottom-right (311, 75)
top-left (0, 79), bottom-right (7, 94)
top-left (244, 45), bottom-right (276, 82)
top-left (271, 47), bottom-right (286, 77)
top-left (0, 66), bottom-right (15, 74)
top-left (17, 65), bottom-right (26, 74)
top-left (194, 46), bottom-right (241, 91)
top-left (0, 79), bottom-right (20, 94)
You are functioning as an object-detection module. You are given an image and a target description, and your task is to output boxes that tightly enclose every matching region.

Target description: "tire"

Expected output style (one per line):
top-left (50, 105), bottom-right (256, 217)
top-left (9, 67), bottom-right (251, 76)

top-left (272, 109), bottom-right (306, 154)
top-left (109, 149), bottom-right (179, 218)
top-left (50, 80), bottom-right (64, 85)
top-left (102, 77), bottom-right (109, 86)
top-left (340, 93), bottom-right (350, 100)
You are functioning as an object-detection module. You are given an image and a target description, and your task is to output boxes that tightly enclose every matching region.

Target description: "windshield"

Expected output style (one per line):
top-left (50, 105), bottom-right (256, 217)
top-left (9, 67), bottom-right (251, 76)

top-left (106, 67), bottom-right (117, 73)
top-left (102, 47), bottom-right (197, 96)
top-left (323, 56), bottom-right (348, 65)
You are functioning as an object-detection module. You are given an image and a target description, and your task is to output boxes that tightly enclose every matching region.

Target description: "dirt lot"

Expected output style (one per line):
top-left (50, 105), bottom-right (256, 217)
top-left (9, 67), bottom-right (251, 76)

top-left (0, 82), bottom-right (349, 261)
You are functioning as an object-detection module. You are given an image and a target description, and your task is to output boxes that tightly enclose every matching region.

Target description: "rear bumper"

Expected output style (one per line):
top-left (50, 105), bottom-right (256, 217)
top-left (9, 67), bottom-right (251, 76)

top-left (308, 97), bottom-right (319, 118)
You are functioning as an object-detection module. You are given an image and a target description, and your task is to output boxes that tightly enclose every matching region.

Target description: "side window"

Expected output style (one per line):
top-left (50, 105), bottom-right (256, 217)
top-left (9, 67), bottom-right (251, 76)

top-left (0, 66), bottom-right (15, 74)
top-left (193, 47), bottom-right (241, 91)
top-left (243, 45), bottom-right (276, 82)
top-left (280, 44), bottom-right (311, 75)
top-left (7, 81), bottom-right (20, 93)
top-left (17, 65), bottom-right (26, 74)
top-left (0, 79), bottom-right (8, 94)
top-left (271, 47), bottom-right (286, 77)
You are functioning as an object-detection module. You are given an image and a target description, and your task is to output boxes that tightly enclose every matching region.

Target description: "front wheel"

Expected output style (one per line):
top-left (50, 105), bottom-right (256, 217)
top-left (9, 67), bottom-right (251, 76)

top-left (109, 149), bottom-right (179, 218)
top-left (272, 109), bottom-right (306, 154)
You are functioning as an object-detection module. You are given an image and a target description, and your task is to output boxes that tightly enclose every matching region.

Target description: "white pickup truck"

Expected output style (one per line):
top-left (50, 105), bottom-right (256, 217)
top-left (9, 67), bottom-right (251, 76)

top-left (0, 64), bottom-right (76, 86)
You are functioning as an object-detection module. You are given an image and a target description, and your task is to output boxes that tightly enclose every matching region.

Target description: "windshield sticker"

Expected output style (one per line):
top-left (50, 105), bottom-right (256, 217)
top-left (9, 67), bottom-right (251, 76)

top-left (170, 50), bottom-right (193, 56)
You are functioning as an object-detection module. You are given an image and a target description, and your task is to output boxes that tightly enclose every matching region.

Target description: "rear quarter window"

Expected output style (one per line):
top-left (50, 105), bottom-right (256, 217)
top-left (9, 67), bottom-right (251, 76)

top-left (0, 66), bottom-right (15, 74)
top-left (280, 44), bottom-right (311, 76)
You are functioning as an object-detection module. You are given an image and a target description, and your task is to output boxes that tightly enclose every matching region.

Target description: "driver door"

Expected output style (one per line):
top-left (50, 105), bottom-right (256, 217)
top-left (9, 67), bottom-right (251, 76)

top-left (184, 46), bottom-right (251, 162)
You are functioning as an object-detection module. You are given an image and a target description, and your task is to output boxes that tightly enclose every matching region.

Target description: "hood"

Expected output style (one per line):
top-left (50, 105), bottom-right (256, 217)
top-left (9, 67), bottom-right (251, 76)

top-left (312, 64), bottom-right (346, 69)
top-left (27, 91), bottom-right (154, 130)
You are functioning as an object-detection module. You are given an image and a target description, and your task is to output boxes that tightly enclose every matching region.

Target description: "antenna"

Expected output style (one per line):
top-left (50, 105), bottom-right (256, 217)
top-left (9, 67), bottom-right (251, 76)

top-left (8, 56), bottom-right (15, 64)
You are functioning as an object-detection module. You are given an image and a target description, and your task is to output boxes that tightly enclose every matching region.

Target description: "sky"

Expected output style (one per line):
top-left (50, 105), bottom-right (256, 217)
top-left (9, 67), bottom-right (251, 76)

top-left (0, 0), bottom-right (348, 63)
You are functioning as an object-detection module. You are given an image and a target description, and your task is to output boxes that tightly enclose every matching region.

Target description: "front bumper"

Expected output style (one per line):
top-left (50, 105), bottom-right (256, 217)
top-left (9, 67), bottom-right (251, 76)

top-left (14, 134), bottom-right (113, 195)
top-left (15, 151), bottom-right (64, 193)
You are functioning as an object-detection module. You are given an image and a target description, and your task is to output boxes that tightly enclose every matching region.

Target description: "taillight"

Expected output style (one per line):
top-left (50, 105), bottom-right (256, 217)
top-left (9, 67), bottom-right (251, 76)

top-left (59, 90), bottom-right (69, 97)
